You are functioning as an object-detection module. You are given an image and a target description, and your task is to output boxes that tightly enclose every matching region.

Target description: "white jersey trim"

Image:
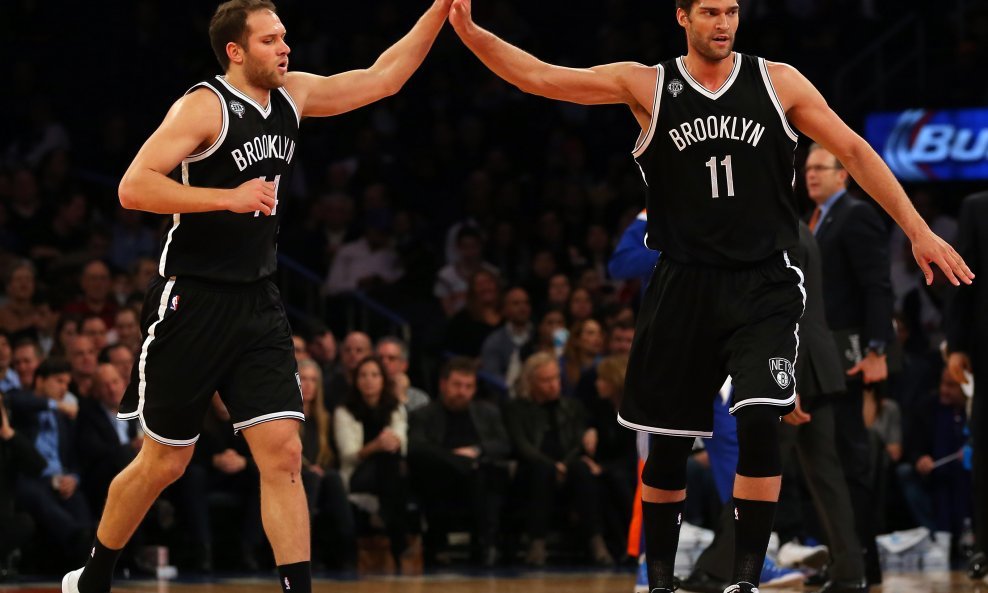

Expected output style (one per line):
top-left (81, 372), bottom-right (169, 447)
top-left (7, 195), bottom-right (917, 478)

top-left (157, 163), bottom-right (187, 278)
top-left (185, 82), bottom-right (229, 162)
top-left (728, 392), bottom-right (797, 415)
top-left (632, 65), bottom-right (664, 158)
top-left (216, 75), bottom-right (272, 119)
top-left (617, 413), bottom-right (713, 439)
top-left (757, 58), bottom-right (800, 143)
top-left (232, 411), bottom-right (306, 434)
top-left (133, 277), bottom-right (199, 447)
top-left (278, 87), bottom-right (301, 127)
top-left (676, 53), bottom-right (742, 100)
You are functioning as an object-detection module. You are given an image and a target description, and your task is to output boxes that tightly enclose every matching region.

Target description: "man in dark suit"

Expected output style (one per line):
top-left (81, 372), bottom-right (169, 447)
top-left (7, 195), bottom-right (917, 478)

top-left (77, 363), bottom-right (142, 514)
top-left (945, 191), bottom-right (988, 579)
top-left (7, 358), bottom-right (92, 564)
top-left (408, 357), bottom-right (510, 567)
top-left (806, 143), bottom-right (893, 586)
top-left (683, 222), bottom-right (868, 593)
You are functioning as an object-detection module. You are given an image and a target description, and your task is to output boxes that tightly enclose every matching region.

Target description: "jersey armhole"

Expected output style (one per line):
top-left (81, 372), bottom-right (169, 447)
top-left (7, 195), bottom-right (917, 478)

top-left (632, 65), bottom-right (664, 158)
top-left (184, 82), bottom-right (229, 163)
top-left (278, 87), bottom-right (301, 127)
top-left (757, 58), bottom-right (800, 143)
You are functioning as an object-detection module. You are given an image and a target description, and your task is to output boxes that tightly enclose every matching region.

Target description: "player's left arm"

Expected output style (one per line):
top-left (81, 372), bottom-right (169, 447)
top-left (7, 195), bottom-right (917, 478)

top-left (284, 0), bottom-right (451, 118)
top-left (768, 62), bottom-right (974, 286)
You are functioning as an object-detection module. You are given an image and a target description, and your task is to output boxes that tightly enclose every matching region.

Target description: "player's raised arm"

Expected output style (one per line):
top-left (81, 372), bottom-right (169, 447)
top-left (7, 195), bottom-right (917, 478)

top-left (285, 0), bottom-right (452, 118)
top-left (118, 89), bottom-right (275, 216)
top-left (770, 62), bottom-right (974, 287)
top-left (449, 0), bottom-right (650, 109)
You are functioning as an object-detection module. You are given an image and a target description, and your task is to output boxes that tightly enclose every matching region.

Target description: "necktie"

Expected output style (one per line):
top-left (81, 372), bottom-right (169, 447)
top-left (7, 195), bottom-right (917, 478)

top-left (808, 206), bottom-right (822, 232)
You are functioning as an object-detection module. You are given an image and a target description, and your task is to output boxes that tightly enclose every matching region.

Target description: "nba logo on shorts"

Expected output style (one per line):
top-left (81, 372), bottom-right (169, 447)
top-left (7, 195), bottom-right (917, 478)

top-left (230, 100), bottom-right (246, 118)
top-left (769, 357), bottom-right (793, 389)
top-left (169, 295), bottom-right (180, 311)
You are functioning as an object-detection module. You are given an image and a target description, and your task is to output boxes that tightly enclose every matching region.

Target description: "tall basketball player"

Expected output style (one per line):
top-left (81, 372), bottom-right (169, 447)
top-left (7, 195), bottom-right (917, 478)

top-left (62, 1), bottom-right (452, 592)
top-left (448, 1), bottom-right (973, 592)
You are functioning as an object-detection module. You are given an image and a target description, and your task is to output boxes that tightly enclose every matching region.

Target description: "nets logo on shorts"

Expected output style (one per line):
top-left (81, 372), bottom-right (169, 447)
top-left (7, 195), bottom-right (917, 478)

top-left (769, 357), bottom-right (794, 389)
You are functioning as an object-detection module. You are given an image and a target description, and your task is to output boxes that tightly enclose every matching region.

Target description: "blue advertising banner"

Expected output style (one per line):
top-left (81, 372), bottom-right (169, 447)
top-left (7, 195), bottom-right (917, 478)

top-left (865, 108), bottom-right (988, 181)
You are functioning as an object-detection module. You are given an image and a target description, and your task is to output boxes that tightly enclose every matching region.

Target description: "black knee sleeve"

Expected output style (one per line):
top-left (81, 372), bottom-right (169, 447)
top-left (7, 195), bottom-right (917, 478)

top-left (641, 435), bottom-right (694, 490)
top-left (735, 406), bottom-right (783, 478)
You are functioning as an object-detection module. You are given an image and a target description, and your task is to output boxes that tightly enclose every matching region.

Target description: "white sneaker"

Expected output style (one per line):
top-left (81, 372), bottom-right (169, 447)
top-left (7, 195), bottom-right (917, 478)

top-left (776, 540), bottom-right (828, 569)
top-left (876, 526), bottom-right (930, 555)
top-left (61, 567), bottom-right (84, 593)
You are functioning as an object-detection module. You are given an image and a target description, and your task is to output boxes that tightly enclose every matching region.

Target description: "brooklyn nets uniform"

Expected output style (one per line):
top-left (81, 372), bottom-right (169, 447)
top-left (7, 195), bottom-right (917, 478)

top-left (619, 54), bottom-right (806, 437)
top-left (118, 76), bottom-right (304, 445)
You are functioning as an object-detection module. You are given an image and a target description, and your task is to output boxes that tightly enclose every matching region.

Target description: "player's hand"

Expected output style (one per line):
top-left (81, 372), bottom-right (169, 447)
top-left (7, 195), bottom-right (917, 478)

top-left (847, 352), bottom-right (887, 384)
top-left (948, 352), bottom-right (972, 385)
top-left (910, 229), bottom-right (974, 286)
top-left (783, 394), bottom-right (812, 426)
top-left (915, 455), bottom-right (935, 476)
top-left (227, 178), bottom-right (276, 215)
top-left (449, 0), bottom-right (473, 33)
top-left (434, 0), bottom-right (454, 14)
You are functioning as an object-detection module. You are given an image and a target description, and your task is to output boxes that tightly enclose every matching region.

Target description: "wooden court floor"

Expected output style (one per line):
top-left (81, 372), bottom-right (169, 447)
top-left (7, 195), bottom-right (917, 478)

top-left (2, 570), bottom-right (987, 593)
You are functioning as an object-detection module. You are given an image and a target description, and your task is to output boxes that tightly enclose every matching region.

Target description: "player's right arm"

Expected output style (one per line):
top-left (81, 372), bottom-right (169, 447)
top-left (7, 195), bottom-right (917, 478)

top-left (118, 88), bottom-right (275, 215)
top-left (449, 0), bottom-right (654, 117)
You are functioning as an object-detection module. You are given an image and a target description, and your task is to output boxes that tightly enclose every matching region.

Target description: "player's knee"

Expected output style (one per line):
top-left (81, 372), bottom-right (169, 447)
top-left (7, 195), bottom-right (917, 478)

top-left (641, 435), bottom-right (693, 490)
top-left (138, 448), bottom-right (191, 486)
top-left (735, 405), bottom-right (782, 478)
top-left (258, 435), bottom-right (303, 476)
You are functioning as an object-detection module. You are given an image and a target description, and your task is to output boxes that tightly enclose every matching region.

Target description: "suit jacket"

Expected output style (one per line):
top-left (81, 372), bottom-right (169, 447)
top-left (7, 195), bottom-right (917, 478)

top-left (6, 390), bottom-right (79, 477)
top-left (793, 221), bottom-right (847, 398)
top-left (813, 192), bottom-right (894, 345)
top-left (504, 397), bottom-right (587, 467)
top-left (408, 399), bottom-right (511, 464)
top-left (946, 191), bottom-right (988, 366)
top-left (76, 398), bottom-right (137, 479)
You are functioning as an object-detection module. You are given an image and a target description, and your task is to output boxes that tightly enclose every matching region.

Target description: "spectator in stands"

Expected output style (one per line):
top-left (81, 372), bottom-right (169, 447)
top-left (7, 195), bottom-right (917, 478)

top-left (8, 358), bottom-right (91, 564)
top-left (334, 356), bottom-right (410, 569)
top-left (0, 390), bottom-right (44, 572)
top-left (12, 338), bottom-right (43, 390)
top-left (30, 193), bottom-right (90, 263)
top-left (525, 251), bottom-right (561, 314)
top-left (546, 273), bottom-right (572, 313)
top-left (605, 319), bottom-right (635, 356)
top-left (296, 359), bottom-right (355, 571)
top-left (35, 298), bottom-right (58, 356)
top-left (409, 357), bottom-right (510, 567)
top-left (130, 257), bottom-right (158, 299)
top-left (583, 354), bottom-right (637, 557)
top-left (899, 367), bottom-right (972, 540)
top-left (435, 227), bottom-right (499, 317)
top-left (324, 209), bottom-right (404, 297)
top-left (486, 220), bottom-right (529, 285)
top-left (76, 363), bottom-right (140, 514)
top-left (567, 287), bottom-right (595, 323)
top-left (560, 318), bottom-right (604, 398)
top-left (98, 344), bottom-right (134, 391)
top-left (480, 286), bottom-right (533, 389)
top-left (0, 260), bottom-right (40, 335)
top-left (377, 336), bottom-right (430, 412)
top-left (66, 335), bottom-right (98, 399)
top-left (293, 334), bottom-right (311, 363)
top-left (443, 269), bottom-right (502, 357)
top-left (505, 353), bottom-right (612, 566)
top-left (0, 331), bottom-right (21, 393)
top-left (572, 319), bottom-right (635, 404)
top-left (112, 307), bottom-right (141, 355)
top-left (325, 331), bottom-right (372, 412)
top-left (80, 314), bottom-right (109, 352)
top-left (306, 325), bottom-right (340, 403)
top-left (109, 208), bottom-right (155, 272)
top-left (62, 260), bottom-right (118, 329)
top-left (519, 306), bottom-right (568, 363)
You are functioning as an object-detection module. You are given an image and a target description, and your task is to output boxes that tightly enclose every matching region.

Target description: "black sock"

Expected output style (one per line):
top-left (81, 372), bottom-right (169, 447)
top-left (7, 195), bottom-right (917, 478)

top-left (642, 499), bottom-right (685, 590)
top-left (77, 538), bottom-right (122, 593)
top-left (732, 498), bottom-right (777, 586)
top-left (278, 561), bottom-right (311, 593)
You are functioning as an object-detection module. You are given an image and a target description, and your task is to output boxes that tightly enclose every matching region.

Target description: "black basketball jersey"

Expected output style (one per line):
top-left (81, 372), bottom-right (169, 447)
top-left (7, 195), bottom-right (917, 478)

top-left (633, 53), bottom-right (799, 268)
top-left (158, 75), bottom-right (300, 283)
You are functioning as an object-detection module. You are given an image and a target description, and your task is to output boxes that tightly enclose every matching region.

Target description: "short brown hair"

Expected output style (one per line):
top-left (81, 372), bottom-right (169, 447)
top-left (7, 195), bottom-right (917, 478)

top-left (209, 0), bottom-right (277, 70)
top-left (440, 356), bottom-right (478, 380)
top-left (676, 0), bottom-right (700, 12)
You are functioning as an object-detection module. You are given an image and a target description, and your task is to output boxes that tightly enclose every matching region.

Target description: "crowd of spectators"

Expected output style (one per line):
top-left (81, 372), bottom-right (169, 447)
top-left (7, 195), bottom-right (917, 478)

top-left (0, 0), bottom-right (984, 580)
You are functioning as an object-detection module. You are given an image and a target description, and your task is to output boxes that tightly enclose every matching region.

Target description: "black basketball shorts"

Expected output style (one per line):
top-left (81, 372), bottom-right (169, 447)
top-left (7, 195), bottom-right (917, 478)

top-left (619, 251), bottom-right (805, 438)
top-left (119, 275), bottom-right (304, 446)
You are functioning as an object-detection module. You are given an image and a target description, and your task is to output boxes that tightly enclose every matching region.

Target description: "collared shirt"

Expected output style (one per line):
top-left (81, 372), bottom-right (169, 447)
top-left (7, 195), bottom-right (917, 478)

top-left (0, 368), bottom-right (21, 394)
top-left (811, 190), bottom-right (847, 236)
top-left (104, 406), bottom-right (130, 445)
top-left (34, 403), bottom-right (63, 478)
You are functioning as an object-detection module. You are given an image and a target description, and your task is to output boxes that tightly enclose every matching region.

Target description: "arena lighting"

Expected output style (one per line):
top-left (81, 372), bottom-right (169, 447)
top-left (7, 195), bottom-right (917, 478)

top-left (865, 108), bottom-right (988, 181)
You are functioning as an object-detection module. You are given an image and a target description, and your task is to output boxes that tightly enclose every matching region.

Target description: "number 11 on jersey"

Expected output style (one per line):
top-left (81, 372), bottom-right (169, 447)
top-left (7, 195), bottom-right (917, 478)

top-left (254, 174), bottom-right (281, 217)
top-left (705, 155), bottom-right (735, 199)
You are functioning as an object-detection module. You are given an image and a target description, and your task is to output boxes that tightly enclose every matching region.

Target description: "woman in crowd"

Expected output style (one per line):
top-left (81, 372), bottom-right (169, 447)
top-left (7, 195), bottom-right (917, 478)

top-left (559, 318), bottom-right (604, 397)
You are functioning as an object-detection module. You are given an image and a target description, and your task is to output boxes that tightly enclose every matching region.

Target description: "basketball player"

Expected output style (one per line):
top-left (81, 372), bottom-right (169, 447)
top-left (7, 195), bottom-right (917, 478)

top-left (448, 1), bottom-right (973, 592)
top-left (62, 1), bottom-right (452, 592)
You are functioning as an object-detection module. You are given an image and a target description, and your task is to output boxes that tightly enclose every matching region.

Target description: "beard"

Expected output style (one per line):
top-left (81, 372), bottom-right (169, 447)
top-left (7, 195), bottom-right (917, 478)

top-left (243, 55), bottom-right (284, 89)
top-left (688, 28), bottom-right (735, 62)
